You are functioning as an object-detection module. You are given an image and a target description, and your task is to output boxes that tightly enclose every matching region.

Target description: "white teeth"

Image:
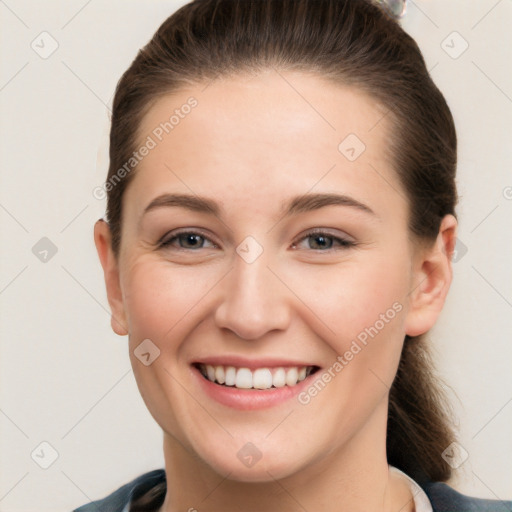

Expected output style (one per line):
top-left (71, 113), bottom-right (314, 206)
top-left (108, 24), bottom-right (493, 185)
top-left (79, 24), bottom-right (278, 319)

top-left (272, 367), bottom-right (286, 388)
top-left (285, 367), bottom-right (298, 386)
top-left (199, 364), bottom-right (315, 390)
top-left (235, 368), bottom-right (253, 389)
top-left (215, 365), bottom-right (225, 384)
top-left (225, 366), bottom-right (236, 386)
top-left (253, 368), bottom-right (273, 389)
top-left (206, 365), bottom-right (215, 381)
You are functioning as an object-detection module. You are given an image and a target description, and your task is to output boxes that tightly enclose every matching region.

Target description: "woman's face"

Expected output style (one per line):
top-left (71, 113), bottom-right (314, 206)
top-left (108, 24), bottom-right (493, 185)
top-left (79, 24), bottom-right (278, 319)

top-left (100, 70), bottom-right (442, 481)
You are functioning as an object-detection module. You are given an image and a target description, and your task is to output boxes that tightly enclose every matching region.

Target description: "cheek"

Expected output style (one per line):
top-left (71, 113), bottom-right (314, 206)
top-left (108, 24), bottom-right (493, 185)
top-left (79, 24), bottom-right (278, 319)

top-left (120, 259), bottom-right (218, 438)
top-left (285, 252), bottom-right (410, 347)
top-left (121, 258), bottom-right (218, 342)
top-left (288, 258), bottom-right (409, 441)
top-left (290, 252), bottom-right (409, 389)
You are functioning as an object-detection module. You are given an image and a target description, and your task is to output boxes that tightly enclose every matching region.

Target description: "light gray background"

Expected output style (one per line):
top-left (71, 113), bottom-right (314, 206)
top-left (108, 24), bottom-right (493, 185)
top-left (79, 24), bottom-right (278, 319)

top-left (1, 1), bottom-right (511, 511)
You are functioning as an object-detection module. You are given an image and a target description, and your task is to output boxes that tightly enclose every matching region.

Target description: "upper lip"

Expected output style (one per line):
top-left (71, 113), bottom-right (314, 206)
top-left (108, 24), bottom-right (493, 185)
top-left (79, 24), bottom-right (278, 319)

top-left (192, 356), bottom-right (320, 370)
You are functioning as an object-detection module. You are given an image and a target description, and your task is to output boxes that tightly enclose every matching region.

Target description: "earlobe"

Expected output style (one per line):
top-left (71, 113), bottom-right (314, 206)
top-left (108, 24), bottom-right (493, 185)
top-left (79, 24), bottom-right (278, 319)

top-left (93, 219), bottom-right (128, 336)
top-left (404, 214), bottom-right (457, 337)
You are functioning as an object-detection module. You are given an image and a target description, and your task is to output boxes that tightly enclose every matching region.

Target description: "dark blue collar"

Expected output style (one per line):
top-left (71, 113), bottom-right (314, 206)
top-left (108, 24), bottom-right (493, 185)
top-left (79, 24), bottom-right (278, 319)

top-left (74, 468), bottom-right (512, 512)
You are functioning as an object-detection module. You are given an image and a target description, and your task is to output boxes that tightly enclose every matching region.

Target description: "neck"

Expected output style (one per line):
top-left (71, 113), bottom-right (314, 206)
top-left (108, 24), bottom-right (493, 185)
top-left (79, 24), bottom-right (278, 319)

top-left (159, 400), bottom-right (415, 512)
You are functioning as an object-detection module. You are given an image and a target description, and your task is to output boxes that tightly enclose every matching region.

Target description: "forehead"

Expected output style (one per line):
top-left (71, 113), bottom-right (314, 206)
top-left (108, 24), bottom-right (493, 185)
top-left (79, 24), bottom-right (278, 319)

top-left (126, 70), bottom-right (403, 219)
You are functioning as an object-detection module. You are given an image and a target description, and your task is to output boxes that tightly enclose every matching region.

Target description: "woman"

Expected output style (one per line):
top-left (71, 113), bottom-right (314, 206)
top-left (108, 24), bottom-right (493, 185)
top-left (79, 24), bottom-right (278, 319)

top-left (77, 0), bottom-right (511, 510)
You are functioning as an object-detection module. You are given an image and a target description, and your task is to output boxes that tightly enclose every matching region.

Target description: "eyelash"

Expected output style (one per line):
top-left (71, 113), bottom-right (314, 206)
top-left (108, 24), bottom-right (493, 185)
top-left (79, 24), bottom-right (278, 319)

top-left (292, 229), bottom-right (355, 251)
top-left (159, 228), bottom-right (355, 252)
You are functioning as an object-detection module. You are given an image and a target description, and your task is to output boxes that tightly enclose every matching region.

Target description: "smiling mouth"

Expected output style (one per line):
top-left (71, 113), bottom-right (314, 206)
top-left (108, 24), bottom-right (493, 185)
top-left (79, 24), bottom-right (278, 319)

top-left (194, 363), bottom-right (320, 390)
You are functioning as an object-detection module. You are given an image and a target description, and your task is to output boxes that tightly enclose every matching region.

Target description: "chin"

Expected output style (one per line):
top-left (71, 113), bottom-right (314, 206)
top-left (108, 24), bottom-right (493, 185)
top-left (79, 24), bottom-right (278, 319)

top-left (194, 438), bottom-right (310, 483)
top-left (210, 457), bottom-right (301, 483)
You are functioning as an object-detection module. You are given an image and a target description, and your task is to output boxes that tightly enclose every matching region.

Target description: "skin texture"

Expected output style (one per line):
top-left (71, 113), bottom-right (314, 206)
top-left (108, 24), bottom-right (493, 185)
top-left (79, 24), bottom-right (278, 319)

top-left (95, 69), bottom-right (457, 512)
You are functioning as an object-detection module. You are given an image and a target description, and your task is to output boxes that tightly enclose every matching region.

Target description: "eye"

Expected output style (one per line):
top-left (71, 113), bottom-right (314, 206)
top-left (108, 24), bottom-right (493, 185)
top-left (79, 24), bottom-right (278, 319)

top-left (159, 230), bottom-right (216, 250)
top-left (291, 229), bottom-right (355, 251)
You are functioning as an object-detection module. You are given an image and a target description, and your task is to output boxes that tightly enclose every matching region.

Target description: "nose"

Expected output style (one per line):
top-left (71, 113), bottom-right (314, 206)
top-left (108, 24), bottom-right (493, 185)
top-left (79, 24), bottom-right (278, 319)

top-left (214, 251), bottom-right (291, 340)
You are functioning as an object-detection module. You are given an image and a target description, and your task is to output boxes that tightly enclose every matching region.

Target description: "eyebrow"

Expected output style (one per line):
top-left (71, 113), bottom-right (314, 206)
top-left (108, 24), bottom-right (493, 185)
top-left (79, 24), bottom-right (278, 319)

top-left (142, 192), bottom-right (376, 221)
top-left (143, 193), bottom-right (220, 217)
top-left (285, 192), bottom-right (376, 217)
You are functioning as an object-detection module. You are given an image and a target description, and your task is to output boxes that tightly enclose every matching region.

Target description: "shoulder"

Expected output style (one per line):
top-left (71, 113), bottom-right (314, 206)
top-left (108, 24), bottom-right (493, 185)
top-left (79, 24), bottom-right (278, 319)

top-left (71, 470), bottom-right (512, 512)
top-left (422, 481), bottom-right (512, 512)
top-left (72, 469), bottom-right (166, 512)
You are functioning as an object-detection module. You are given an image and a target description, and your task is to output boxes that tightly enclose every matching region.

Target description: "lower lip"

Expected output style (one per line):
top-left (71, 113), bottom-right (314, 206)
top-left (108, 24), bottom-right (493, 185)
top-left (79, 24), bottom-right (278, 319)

top-left (192, 366), bottom-right (316, 410)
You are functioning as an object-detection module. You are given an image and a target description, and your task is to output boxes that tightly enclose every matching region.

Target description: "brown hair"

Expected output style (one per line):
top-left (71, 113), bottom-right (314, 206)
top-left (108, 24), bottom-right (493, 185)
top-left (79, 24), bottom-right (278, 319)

top-left (105, 0), bottom-right (457, 484)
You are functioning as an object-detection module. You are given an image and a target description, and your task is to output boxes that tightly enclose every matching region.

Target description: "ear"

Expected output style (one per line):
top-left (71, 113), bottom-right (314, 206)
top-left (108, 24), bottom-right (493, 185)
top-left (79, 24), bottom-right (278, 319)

top-left (94, 219), bottom-right (128, 336)
top-left (404, 214), bottom-right (457, 337)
